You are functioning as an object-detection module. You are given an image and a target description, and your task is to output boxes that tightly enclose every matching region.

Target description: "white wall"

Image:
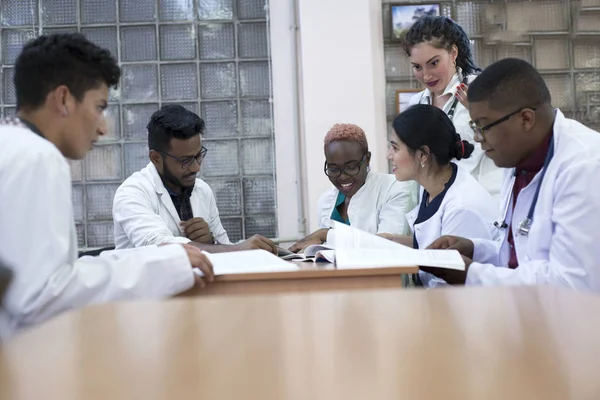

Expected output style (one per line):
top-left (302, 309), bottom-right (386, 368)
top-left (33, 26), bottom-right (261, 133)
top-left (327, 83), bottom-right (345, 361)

top-left (271, 0), bottom-right (388, 239)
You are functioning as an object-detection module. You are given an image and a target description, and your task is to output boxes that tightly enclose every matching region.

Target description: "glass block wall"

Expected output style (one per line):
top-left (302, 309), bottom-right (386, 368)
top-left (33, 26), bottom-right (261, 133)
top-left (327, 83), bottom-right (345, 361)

top-left (0, 0), bottom-right (278, 248)
top-left (382, 0), bottom-right (600, 150)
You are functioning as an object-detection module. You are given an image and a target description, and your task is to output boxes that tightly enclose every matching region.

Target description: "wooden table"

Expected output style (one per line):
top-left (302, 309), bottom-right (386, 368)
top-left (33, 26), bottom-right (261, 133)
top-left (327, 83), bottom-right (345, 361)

top-left (2, 286), bottom-right (600, 399)
top-left (181, 262), bottom-right (418, 296)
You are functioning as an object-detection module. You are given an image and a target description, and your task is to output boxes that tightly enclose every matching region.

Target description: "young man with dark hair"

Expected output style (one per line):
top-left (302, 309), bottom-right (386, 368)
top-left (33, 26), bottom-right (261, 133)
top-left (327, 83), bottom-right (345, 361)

top-left (113, 104), bottom-right (278, 254)
top-left (0, 34), bottom-right (213, 339)
top-left (424, 58), bottom-right (600, 291)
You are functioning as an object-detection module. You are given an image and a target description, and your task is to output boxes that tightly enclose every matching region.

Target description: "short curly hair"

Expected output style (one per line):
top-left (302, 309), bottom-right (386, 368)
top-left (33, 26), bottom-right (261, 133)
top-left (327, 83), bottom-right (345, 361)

top-left (323, 123), bottom-right (368, 153)
top-left (14, 33), bottom-right (120, 110)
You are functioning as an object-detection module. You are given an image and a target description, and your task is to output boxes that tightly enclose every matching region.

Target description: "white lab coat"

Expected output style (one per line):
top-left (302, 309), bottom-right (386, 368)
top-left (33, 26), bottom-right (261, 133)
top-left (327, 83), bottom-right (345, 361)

top-left (113, 163), bottom-right (231, 249)
top-left (0, 122), bottom-right (195, 340)
top-left (468, 110), bottom-right (600, 291)
top-left (405, 164), bottom-right (498, 287)
top-left (409, 70), bottom-right (503, 200)
top-left (318, 172), bottom-right (418, 235)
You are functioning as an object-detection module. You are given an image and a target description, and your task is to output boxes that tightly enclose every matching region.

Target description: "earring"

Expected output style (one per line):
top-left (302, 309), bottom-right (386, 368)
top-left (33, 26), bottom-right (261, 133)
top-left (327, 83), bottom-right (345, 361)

top-left (420, 162), bottom-right (425, 168)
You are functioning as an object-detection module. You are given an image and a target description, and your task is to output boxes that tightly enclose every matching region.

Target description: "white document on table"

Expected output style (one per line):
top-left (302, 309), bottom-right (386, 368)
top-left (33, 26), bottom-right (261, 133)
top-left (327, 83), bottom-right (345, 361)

top-left (194, 249), bottom-right (298, 277)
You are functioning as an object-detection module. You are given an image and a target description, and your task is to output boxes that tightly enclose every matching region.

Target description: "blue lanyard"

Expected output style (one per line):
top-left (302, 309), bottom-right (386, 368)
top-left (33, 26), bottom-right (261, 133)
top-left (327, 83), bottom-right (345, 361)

top-left (525, 135), bottom-right (555, 223)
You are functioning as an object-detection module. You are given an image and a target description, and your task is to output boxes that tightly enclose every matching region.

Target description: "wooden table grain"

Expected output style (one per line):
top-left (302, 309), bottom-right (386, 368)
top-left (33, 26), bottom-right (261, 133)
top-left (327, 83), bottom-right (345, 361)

top-left (2, 286), bottom-right (600, 399)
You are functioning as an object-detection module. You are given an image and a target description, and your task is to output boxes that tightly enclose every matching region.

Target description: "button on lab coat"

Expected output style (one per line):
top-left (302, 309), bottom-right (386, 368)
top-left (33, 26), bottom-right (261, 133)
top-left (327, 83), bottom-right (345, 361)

top-left (0, 123), bottom-right (195, 339)
top-left (113, 163), bottom-right (231, 249)
top-left (468, 110), bottom-right (600, 291)
top-left (409, 71), bottom-right (503, 200)
top-left (318, 172), bottom-right (418, 235)
top-left (404, 164), bottom-right (498, 287)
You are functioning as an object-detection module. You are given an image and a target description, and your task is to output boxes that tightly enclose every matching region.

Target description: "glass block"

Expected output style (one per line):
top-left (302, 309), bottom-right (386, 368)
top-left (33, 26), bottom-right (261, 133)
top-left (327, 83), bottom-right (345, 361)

top-left (238, 23), bottom-right (268, 58)
top-left (120, 0), bottom-right (156, 22)
top-left (198, 24), bottom-right (235, 60)
top-left (241, 138), bottom-right (273, 175)
top-left (87, 222), bottom-right (115, 247)
top-left (2, 30), bottom-right (36, 65)
top-left (239, 61), bottom-right (270, 97)
top-left (574, 41), bottom-right (600, 69)
top-left (86, 184), bottom-right (120, 221)
top-left (72, 185), bottom-right (84, 223)
top-left (85, 145), bottom-right (123, 181)
top-left (124, 142), bottom-right (150, 177)
top-left (164, 102), bottom-right (198, 114)
top-left (42, 0), bottom-right (77, 25)
top-left (1, 0), bottom-right (38, 26)
top-left (577, 14), bottom-right (600, 32)
top-left (505, 1), bottom-right (567, 32)
top-left (3, 68), bottom-right (16, 104)
top-left (100, 105), bottom-right (121, 141)
top-left (159, 0), bottom-right (194, 21)
top-left (160, 25), bottom-right (196, 60)
top-left (122, 65), bottom-right (159, 102)
top-left (42, 27), bottom-right (78, 36)
top-left (120, 26), bottom-right (157, 62)
top-left (241, 100), bottom-right (271, 136)
top-left (455, 1), bottom-right (485, 37)
top-left (534, 39), bottom-right (569, 70)
top-left (69, 159), bottom-right (83, 181)
top-left (197, 0), bottom-right (233, 20)
top-left (471, 39), bottom-right (495, 69)
top-left (496, 45), bottom-right (531, 63)
top-left (199, 63), bottom-right (237, 99)
top-left (237, 0), bottom-right (266, 19)
top-left (3, 107), bottom-right (16, 119)
top-left (201, 140), bottom-right (239, 177)
top-left (201, 101), bottom-right (237, 137)
top-left (221, 217), bottom-right (243, 242)
top-left (81, 27), bottom-right (118, 62)
top-left (76, 224), bottom-right (85, 248)
top-left (161, 63), bottom-right (198, 100)
top-left (544, 74), bottom-right (573, 109)
top-left (244, 215), bottom-right (277, 238)
top-left (243, 177), bottom-right (275, 214)
top-left (81, 0), bottom-right (116, 24)
top-left (384, 45), bottom-right (411, 79)
top-left (576, 73), bottom-right (600, 94)
top-left (123, 103), bottom-right (159, 140)
top-left (205, 179), bottom-right (242, 215)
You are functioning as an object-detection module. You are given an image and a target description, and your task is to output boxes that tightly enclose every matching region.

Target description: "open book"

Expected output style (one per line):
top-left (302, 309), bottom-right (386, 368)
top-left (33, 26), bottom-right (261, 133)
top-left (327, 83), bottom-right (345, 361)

top-left (277, 245), bottom-right (335, 263)
top-left (325, 221), bottom-right (465, 271)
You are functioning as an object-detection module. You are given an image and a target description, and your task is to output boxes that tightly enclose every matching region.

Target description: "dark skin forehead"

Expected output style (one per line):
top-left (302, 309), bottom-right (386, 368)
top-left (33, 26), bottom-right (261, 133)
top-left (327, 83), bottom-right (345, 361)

top-left (167, 135), bottom-right (202, 158)
top-left (324, 140), bottom-right (365, 165)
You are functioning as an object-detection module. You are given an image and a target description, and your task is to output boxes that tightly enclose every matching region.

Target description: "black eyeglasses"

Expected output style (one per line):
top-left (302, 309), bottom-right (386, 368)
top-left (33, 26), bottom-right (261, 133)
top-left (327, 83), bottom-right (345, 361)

top-left (158, 146), bottom-right (208, 169)
top-left (324, 153), bottom-right (367, 178)
top-left (469, 107), bottom-right (537, 139)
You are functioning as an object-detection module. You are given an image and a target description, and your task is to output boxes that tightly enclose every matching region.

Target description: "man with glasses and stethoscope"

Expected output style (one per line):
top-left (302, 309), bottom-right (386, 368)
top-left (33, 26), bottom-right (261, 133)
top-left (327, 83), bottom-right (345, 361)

top-left (420, 58), bottom-right (600, 292)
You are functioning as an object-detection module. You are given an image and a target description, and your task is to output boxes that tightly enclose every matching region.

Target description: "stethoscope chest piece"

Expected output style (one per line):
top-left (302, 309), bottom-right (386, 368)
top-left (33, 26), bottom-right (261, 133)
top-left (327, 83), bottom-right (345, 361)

top-left (517, 217), bottom-right (532, 237)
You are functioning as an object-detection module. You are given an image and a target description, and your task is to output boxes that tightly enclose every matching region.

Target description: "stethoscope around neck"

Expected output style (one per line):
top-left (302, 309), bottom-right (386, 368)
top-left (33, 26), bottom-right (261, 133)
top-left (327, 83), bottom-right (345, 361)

top-left (494, 136), bottom-right (555, 237)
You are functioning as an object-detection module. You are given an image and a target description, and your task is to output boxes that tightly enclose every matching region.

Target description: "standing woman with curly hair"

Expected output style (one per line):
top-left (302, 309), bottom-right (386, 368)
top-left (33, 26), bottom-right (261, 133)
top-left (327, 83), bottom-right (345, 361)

top-left (403, 16), bottom-right (502, 200)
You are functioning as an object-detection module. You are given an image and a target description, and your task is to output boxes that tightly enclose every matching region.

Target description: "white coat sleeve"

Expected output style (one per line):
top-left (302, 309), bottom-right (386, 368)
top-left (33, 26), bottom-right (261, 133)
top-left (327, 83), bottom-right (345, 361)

top-left (206, 188), bottom-right (231, 244)
top-left (2, 152), bottom-right (195, 329)
top-left (317, 191), bottom-right (334, 230)
top-left (467, 159), bottom-right (600, 291)
top-left (471, 238), bottom-right (502, 265)
top-left (377, 180), bottom-right (416, 235)
top-left (113, 182), bottom-right (191, 246)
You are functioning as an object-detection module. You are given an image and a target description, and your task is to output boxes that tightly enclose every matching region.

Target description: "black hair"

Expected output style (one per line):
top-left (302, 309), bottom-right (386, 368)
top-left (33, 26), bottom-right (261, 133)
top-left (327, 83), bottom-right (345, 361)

top-left (148, 104), bottom-right (205, 152)
top-left (402, 16), bottom-right (481, 77)
top-left (467, 58), bottom-right (552, 111)
top-left (392, 104), bottom-right (474, 165)
top-left (14, 33), bottom-right (120, 111)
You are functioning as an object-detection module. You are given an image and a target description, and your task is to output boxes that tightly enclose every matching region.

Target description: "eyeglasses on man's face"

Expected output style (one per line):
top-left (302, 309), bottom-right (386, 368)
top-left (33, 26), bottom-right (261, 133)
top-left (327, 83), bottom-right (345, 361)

top-left (469, 107), bottom-right (537, 140)
top-left (324, 153), bottom-right (367, 178)
top-left (158, 146), bottom-right (208, 169)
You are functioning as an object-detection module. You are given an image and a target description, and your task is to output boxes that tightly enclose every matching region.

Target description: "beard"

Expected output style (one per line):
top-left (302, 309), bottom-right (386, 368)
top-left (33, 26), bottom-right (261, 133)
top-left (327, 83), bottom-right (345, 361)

top-left (161, 160), bottom-right (195, 190)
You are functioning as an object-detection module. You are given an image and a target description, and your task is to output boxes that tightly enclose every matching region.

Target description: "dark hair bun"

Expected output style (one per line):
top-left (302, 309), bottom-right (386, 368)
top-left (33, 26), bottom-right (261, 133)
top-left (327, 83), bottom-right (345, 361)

top-left (451, 135), bottom-right (474, 161)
